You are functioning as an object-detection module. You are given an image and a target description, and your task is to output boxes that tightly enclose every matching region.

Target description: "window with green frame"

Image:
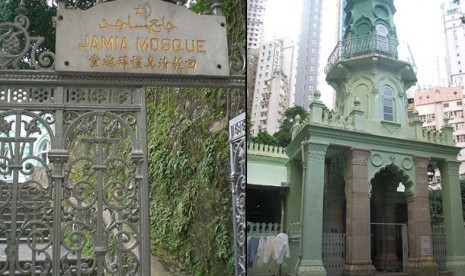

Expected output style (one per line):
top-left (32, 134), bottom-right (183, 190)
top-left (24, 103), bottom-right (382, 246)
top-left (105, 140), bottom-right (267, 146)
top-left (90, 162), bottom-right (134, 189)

top-left (382, 85), bottom-right (395, 121)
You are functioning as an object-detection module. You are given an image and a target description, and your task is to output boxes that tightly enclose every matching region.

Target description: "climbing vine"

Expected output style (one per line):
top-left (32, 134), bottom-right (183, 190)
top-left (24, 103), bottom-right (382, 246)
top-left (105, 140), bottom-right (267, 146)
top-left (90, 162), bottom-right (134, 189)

top-left (147, 88), bottom-right (236, 275)
top-left (145, 1), bottom-right (244, 274)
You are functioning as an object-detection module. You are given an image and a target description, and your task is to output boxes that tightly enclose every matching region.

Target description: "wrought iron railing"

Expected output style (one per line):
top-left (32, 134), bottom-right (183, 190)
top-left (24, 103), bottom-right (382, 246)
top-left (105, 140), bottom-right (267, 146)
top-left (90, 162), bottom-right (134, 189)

top-left (325, 35), bottom-right (416, 74)
top-left (247, 221), bottom-right (283, 236)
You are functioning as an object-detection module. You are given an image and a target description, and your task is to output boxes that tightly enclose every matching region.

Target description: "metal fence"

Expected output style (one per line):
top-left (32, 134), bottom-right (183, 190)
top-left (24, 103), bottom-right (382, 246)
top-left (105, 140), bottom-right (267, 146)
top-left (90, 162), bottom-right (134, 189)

top-left (322, 233), bottom-right (346, 276)
top-left (247, 222), bottom-right (283, 236)
top-left (429, 190), bottom-right (447, 272)
top-left (432, 226), bottom-right (447, 271)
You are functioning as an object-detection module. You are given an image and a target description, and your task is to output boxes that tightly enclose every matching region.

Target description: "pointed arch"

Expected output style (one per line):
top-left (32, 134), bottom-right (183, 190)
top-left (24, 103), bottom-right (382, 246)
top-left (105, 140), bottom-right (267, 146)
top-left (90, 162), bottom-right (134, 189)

top-left (369, 163), bottom-right (414, 196)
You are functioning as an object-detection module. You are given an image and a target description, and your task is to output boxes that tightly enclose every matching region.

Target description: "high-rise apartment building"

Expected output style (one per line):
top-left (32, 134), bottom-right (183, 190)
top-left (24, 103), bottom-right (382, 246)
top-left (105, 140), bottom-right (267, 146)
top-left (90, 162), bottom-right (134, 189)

top-left (247, 49), bottom-right (260, 113)
top-left (293, 0), bottom-right (323, 110)
top-left (442, 0), bottom-right (465, 89)
top-left (247, 0), bottom-right (267, 50)
top-left (251, 39), bottom-right (296, 136)
top-left (414, 86), bottom-right (465, 176)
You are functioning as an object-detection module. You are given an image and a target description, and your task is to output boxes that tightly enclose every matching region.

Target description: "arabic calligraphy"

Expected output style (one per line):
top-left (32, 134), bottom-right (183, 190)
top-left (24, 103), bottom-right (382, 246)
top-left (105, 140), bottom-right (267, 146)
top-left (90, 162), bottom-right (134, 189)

top-left (100, 15), bottom-right (176, 34)
top-left (72, 4), bottom-right (217, 73)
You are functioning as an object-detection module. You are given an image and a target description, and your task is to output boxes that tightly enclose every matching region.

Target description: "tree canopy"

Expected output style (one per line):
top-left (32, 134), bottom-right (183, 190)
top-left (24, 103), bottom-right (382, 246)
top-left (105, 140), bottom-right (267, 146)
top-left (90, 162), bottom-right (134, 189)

top-left (250, 105), bottom-right (307, 148)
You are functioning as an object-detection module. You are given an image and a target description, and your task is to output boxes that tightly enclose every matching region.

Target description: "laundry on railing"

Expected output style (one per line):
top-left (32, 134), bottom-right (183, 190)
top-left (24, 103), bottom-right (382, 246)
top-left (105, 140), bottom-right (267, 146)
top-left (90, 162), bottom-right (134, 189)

top-left (247, 232), bottom-right (290, 269)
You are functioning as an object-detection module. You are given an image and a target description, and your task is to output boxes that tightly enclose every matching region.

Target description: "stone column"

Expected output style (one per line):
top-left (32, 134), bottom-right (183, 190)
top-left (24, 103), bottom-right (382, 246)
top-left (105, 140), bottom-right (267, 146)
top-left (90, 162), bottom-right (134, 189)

top-left (439, 160), bottom-right (465, 276)
top-left (405, 157), bottom-right (438, 275)
top-left (296, 142), bottom-right (328, 276)
top-left (343, 149), bottom-right (376, 275)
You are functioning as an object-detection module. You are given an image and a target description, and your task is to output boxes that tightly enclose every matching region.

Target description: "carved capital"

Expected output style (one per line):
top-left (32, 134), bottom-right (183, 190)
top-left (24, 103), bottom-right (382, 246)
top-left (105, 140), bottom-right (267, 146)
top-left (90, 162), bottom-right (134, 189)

top-left (47, 149), bottom-right (69, 163)
top-left (348, 148), bottom-right (370, 166)
top-left (414, 156), bottom-right (430, 173)
top-left (303, 142), bottom-right (328, 161)
top-left (439, 160), bottom-right (461, 174)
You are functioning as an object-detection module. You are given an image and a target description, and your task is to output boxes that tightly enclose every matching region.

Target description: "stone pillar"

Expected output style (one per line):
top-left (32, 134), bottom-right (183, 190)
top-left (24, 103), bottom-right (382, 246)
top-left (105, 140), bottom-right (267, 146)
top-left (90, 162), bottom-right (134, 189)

top-left (405, 157), bottom-right (438, 275)
top-left (296, 142), bottom-right (328, 276)
top-left (439, 160), bottom-right (465, 276)
top-left (343, 149), bottom-right (376, 275)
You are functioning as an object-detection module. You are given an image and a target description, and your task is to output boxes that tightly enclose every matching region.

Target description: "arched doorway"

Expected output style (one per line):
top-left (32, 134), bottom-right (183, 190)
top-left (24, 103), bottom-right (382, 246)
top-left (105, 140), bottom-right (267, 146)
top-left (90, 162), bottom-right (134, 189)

top-left (370, 165), bottom-right (411, 272)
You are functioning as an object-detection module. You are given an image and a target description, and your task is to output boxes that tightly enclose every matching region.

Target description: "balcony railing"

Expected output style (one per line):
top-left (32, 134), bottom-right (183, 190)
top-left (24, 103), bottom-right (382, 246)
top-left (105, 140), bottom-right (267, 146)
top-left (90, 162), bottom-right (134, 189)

top-left (325, 35), bottom-right (417, 74)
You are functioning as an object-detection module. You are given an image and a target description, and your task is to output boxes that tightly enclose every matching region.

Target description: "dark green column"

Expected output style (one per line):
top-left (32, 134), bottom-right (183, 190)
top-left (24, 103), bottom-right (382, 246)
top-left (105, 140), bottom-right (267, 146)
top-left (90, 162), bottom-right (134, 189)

top-left (439, 160), bottom-right (465, 276)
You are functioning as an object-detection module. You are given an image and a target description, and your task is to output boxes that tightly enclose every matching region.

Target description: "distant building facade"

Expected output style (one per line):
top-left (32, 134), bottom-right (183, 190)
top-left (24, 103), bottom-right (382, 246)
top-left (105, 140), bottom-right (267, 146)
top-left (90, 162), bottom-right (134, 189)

top-left (413, 86), bottom-right (465, 176)
top-left (293, 0), bottom-right (323, 110)
top-left (247, 48), bottom-right (259, 114)
top-left (250, 38), bottom-right (296, 136)
top-left (442, 0), bottom-right (465, 89)
top-left (247, 0), bottom-right (267, 50)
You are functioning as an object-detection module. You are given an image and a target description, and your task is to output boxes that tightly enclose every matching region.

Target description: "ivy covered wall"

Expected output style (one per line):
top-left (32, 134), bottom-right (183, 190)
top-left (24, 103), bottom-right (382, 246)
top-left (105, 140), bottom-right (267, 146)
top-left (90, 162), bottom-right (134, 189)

top-left (147, 0), bottom-right (244, 274)
top-left (147, 88), bottom-right (240, 275)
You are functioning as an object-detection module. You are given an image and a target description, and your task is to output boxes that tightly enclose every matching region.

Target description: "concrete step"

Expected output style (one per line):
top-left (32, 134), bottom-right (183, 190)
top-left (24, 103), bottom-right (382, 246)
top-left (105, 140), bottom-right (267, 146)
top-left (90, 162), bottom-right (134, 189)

top-left (375, 272), bottom-right (411, 276)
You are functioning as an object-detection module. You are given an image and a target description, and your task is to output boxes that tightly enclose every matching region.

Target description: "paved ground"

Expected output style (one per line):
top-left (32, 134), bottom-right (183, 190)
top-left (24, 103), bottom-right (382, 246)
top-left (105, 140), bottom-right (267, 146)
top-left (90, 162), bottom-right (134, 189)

top-left (151, 256), bottom-right (174, 276)
top-left (374, 273), bottom-right (410, 276)
top-left (151, 256), bottom-right (190, 276)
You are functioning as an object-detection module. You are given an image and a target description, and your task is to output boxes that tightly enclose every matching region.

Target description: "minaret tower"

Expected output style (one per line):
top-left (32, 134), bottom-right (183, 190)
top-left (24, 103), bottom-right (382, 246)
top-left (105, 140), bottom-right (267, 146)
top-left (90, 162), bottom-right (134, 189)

top-left (287, 1), bottom-right (465, 276)
top-left (326, 0), bottom-right (416, 127)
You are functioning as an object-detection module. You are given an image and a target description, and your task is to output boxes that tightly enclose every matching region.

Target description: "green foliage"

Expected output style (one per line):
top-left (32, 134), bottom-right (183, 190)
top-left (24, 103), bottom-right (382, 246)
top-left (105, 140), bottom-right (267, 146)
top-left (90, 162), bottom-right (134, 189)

top-left (429, 179), bottom-right (465, 226)
top-left (251, 131), bottom-right (278, 146)
top-left (274, 105), bottom-right (307, 147)
top-left (144, 2), bottom-right (244, 274)
top-left (250, 105), bottom-right (308, 147)
top-left (0, 0), bottom-right (57, 68)
top-left (147, 88), bottom-right (234, 275)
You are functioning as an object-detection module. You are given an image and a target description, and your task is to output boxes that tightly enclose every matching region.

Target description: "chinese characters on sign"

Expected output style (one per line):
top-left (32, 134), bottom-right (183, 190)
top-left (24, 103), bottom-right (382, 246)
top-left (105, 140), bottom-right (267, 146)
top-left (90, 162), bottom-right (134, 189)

top-left (87, 54), bottom-right (197, 71)
top-left (55, 0), bottom-right (229, 76)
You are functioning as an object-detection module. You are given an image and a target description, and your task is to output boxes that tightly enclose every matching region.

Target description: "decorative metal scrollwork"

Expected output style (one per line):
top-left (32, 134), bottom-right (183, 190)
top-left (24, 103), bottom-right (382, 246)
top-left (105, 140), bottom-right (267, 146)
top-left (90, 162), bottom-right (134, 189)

top-left (229, 113), bottom-right (245, 276)
top-left (0, 111), bottom-right (54, 275)
top-left (62, 110), bottom-right (141, 275)
top-left (230, 42), bottom-right (245, 75)
top-left (0, 3), bottom-right (55, 70)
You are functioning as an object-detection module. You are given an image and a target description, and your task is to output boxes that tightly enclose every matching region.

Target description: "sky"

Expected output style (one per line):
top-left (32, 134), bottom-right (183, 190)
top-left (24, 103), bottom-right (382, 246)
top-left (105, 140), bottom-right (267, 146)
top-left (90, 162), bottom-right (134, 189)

top-left (261, 0), bottom-right (450, 107)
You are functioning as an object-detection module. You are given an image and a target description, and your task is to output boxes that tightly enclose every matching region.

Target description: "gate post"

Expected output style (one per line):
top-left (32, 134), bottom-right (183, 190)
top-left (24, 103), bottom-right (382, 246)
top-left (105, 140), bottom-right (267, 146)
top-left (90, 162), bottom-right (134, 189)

top-left (343, 148), bottom-right (376, 275)
top-left (295, 141), bottom-right (328, 275)
top-left (47, 148), bottom-right (69, 276)
top-left (405, 156), bottom-right (438, 275)
top-left (229, 113), bottom-right (246, 276)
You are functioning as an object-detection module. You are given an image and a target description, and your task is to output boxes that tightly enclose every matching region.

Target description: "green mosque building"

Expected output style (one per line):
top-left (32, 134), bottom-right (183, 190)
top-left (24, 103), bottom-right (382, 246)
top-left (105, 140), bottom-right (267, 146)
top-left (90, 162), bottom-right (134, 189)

top-left (281, 0), bottom-right (465, 275)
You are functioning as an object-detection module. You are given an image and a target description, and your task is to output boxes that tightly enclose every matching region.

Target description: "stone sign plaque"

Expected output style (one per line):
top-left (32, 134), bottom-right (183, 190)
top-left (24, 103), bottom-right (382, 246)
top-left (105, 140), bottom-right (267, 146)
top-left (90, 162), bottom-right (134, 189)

top-left (421, 235), bottom-right (431, 256)
top-left (55, 0), bottom-right (229, 76)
